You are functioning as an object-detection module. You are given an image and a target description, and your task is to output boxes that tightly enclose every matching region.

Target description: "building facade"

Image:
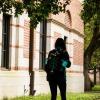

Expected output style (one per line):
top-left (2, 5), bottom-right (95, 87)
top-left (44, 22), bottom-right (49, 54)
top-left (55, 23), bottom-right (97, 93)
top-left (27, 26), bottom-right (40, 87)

top-left (0, 0), bottom-right (84, 99)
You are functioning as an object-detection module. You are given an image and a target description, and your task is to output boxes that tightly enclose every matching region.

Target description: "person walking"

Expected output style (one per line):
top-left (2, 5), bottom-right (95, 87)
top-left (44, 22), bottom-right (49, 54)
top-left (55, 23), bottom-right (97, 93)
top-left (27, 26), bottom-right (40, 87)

top-left (45, 38), bottom-right (71, 100)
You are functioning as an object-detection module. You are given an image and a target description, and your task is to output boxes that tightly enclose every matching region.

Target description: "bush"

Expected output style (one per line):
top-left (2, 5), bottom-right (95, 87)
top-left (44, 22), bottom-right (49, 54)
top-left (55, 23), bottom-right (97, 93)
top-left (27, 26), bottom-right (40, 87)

top-left (92, 85), bottom-right (100, 91)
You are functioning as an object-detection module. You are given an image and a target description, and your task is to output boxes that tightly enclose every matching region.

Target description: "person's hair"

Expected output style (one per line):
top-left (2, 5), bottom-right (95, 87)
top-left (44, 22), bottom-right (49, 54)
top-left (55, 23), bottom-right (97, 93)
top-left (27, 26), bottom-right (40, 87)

top-left (55, 38), bottom-right (66, 50)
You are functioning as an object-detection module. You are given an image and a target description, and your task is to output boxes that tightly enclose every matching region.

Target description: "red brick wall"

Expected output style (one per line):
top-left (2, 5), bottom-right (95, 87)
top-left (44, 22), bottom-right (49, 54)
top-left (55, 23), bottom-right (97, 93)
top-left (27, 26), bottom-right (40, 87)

top-left (51, 0), bottom-right (84, 34)
top-left (54, 32), bottom-right (62, 43)
top-left (24, 20), bottom-right (30, 58)
top-left (51, 12), bottom-right (65, 25)
top-left (65, 10), bottom-right (72, 28)
top-left (73, 40), bottom-right (83, 65)
top-left (69, 0), bottom-right (84, 34)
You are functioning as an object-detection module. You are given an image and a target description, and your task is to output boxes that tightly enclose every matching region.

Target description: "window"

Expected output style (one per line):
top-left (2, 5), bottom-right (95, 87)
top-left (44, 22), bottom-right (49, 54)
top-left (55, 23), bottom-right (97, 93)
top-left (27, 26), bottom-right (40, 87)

top-left (39, 19), bottom-right (47, 69)
top-left (1, 14), bottom-right (11, 69)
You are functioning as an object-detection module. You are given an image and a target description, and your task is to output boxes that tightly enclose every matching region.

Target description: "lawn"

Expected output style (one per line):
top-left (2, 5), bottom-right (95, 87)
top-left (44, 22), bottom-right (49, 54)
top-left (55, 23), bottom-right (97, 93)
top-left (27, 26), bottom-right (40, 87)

top-left (10, 93), bottom-right (100, 100)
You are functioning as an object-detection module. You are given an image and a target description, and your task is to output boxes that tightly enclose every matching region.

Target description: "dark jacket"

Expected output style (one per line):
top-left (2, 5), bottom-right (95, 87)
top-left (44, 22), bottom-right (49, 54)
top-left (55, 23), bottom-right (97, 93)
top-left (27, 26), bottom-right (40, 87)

top-left (45, 49), bottom-right (71, 81)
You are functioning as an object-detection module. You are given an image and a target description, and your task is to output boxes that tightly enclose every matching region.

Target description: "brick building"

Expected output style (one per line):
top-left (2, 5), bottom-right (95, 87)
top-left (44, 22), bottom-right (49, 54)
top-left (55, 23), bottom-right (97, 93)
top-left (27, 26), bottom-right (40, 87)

top-left (0, 0), bottom-right (84, 99)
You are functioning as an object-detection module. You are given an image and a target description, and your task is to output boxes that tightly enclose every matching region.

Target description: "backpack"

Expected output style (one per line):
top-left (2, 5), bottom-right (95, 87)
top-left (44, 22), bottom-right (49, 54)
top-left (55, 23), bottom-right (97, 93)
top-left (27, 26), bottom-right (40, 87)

top-left (45, 49), bottom-right (71, 73)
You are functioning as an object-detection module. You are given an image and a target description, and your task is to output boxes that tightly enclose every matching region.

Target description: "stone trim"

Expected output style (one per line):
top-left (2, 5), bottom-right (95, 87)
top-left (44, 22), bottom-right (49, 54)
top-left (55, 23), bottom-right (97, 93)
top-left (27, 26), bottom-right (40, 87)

top-left (71, 28), bottom-right (84, 37)
top-left (9, 44), bottom-right (23, 48)
top-left (33, 69), bottom-right (83, 74)
top-left (0, 67), bottom-right (29, 71)
top-left (1, 67), bottom-right (83, 74)
top-left (66, 42), bottom-right (73, 45)
top-left (48, 18), bottom-right (70, 30)
top-left (67, 70), bottom-right (83, 73)
top-left (10, 24), bottom-right (24, 29)
top-left (11, 67), bottom-right (28, 70)
top-left (0, 67), bottom-right (11, 71)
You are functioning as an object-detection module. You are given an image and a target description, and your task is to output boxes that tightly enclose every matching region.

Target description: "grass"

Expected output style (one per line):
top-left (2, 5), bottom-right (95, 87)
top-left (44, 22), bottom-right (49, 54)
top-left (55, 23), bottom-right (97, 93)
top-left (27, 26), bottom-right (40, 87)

top-left (67, 93), bottom-right (100, 100)
top-left (10, 93), bottom-right (100, 100)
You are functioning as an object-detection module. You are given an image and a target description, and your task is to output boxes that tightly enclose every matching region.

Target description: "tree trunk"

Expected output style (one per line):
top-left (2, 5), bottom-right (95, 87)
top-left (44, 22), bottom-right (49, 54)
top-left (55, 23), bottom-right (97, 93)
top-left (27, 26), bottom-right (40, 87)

top-left (84, 22), bottom-right (100, 91)
top-left (99, 68), bottom-right (100, 84)
top-left (94, 67), bottom-right (97, 85)
top-left (29, 20), bottom-right (35, 95)
top-left (84, 52), bottom-right (92, 91)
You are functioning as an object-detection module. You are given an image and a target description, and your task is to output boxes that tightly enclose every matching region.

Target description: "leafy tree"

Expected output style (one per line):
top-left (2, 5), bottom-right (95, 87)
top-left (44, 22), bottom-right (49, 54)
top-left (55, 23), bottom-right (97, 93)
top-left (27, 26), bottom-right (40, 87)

top-left (84, 21), bottom-right (100, 68)
top-left (81, 0), bottom-right (100, 91)
top-left (0, 0), bottom-right (70, 28)
top-left (0, 0), bottom-right (70, 95)
top-left (91, 48), bottom-right (100, 68)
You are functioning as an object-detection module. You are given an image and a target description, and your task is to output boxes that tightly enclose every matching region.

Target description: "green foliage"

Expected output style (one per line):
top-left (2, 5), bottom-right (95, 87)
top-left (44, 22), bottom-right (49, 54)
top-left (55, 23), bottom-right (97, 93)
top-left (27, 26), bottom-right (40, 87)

top-left (81, 0), bottom-right (100, 24)
top-left (82, 0), bottom-right (100, 49)
top-left (0, 0), bottom-right (71, 28)
top-left (91, 48), bottom-right (100, 67)
top-left (82, 0), bottom-right (100, 69)
top-left (0, 0), bottom-right (14, 13)
top-left (84, 22), bottom-right (100, 68)
top-left (14, 1), bottom-right (24, 17)
top-left (84, 23), bottom-right (93, 49)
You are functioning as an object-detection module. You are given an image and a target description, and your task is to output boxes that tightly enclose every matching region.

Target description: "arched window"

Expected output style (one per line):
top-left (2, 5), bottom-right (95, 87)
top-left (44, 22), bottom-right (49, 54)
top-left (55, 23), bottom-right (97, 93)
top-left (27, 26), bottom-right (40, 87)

top-left (65, 10), bottom-right (72, 28)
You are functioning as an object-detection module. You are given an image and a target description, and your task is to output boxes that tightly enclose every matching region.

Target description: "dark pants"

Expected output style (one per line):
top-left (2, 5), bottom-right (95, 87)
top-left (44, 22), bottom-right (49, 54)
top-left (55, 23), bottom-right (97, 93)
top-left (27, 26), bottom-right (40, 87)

top-left (49, 79), bottom-right (66, 100)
